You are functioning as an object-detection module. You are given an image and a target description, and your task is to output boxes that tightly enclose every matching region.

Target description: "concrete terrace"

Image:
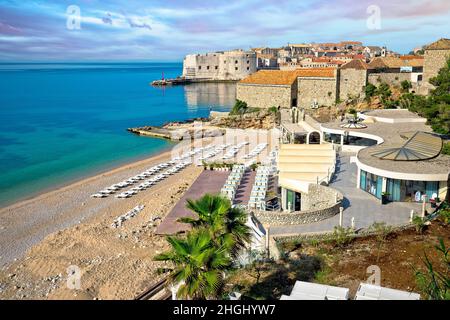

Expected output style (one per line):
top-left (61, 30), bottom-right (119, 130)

top-left (156, 170), bottom-right (229, 235)
top-left (270, 153), bottom-right (422, 236)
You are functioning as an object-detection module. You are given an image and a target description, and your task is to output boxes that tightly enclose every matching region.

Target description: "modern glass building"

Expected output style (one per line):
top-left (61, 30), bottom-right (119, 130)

top-left (321, 110), bottom-right (450, 204)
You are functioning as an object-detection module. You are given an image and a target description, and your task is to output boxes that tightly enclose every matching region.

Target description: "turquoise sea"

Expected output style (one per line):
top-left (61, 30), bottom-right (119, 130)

top-left (0, 63), bottom-right (236, 207)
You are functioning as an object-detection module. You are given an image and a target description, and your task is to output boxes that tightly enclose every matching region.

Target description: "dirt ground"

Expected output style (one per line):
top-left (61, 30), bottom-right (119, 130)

top-left (229, 217), bottom-right (449, 300)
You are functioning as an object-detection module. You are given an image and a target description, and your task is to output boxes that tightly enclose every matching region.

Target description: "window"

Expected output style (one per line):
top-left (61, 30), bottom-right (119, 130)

top-left (198, 66), bottom-right (201, 70)
top-left (215, 66), bottom-right (218, 70)
top-left (246, 67), bottom-right (249, 70)
top-left (235, 60), bottom-right (238, 64)
top-left (247, 60), bottom-right (250, 64)
top-left (235, 67), bottom-right (238, 71)
top-left (207, 66), bottom-right (210, 70)
top-left (360, 170), bottom-right (382, 199)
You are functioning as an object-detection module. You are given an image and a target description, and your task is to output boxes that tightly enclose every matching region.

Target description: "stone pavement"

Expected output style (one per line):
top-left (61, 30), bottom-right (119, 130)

top-left (156, 170), bottom-right (229, 235)
top-left (270, 153), bottom-right (422, 236)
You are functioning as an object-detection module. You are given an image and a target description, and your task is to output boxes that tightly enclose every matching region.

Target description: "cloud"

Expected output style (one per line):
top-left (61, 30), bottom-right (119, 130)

top-left (0, 0), bottom-right (449, 61)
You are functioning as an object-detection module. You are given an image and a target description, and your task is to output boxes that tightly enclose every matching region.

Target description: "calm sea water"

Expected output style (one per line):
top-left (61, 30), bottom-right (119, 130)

top-left (0, 62), bottom-right (236, 207)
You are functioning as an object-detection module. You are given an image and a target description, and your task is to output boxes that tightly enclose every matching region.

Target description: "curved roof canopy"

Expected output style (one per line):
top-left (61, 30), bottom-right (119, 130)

top-left (340, 122), bottom-right (367, 129)
top-left (371, 131), bottom-right (442, 161)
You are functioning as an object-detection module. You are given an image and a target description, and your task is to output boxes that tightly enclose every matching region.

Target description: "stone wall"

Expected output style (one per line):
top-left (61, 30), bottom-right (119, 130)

top-left (182, 50), bottom-right (257, 81)
top-left (255, 202), bottom-right (341, 226)
top-left (237, 83), bottom-right (293, 109)
top-left (297, 77), bottom-right (337, 108)
top-left (301, 184), bottom-right (341, 211)
top-left (421, 49), bottom-right (450, 94)
top-left (367, 72), bottom-right (411, 86)
top-left (255, 185), bottom-right (343, 226)
top-left (339, 69), bottom-right (367, 100)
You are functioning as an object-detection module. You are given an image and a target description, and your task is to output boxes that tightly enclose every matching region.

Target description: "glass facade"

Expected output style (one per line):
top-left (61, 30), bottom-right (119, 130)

top-left (286, 189), bottom-right (301, 211)
top-left (360, 170), bottom-right (382, 199)
top-left (360, 170), bottom-right (439, 202)
top-left (323, 132), bottom-right (377, 146)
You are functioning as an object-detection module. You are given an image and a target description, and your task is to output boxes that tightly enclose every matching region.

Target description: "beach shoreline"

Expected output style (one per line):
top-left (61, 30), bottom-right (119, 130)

top-left (0, 145), bottom-right (182, 268)
top-left (0, 143), bottom-right (176, 211)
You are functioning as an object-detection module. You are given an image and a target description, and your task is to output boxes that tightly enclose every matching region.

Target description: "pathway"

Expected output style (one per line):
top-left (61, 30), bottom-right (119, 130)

top-left (156, 170), bottom-right (229, 235)
top-left (233, 170), bottom-right (256, 205)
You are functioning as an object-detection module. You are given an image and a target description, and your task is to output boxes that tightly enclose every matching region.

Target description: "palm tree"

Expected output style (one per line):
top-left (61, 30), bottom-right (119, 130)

top-left (179, 193), bottom-right (251, 255)
top-left (154, 228), bottom-right (231, 299)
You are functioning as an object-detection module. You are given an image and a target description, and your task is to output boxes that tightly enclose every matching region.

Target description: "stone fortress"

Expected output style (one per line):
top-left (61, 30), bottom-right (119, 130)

top-left (182, 49), bottom-right (257, 81)
top-left (236, 38), bottom-right (450, 110)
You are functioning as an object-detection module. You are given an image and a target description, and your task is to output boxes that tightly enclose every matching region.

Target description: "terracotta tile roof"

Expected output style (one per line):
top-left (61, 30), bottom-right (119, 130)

top-left (425, 38), bottom-right (450, 50)
top-left (340, 59), bottom-right (368, 70)
top-left (340, 41), bottom-right (363, 45)
top-left (367, 57), bottom-right (423, 69)
top-left (399, 55), bottom-right (423, 60)
top-left (239, 69), bottom-right (335, 85)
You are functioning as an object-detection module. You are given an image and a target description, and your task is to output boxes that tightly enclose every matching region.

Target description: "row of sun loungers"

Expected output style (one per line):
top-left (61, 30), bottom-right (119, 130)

top-left (221, 141), bottom-right (249, 160)
top-left (114, 161), bottom-right (191, 199)
top-left (196, 143), bottom-right (232, 164)
top-left (243, 143), bottom-right (268, 160)
top-left (111, 204), bottom-right (145, 228)
top-left (248, 165), bottom-right (271, 210)
top-left (220, 164), bottom-right (246, 201)
top-left (91, 161), bottom-right (174, 198)
top-left (280, 281), bottom-right (420, 300)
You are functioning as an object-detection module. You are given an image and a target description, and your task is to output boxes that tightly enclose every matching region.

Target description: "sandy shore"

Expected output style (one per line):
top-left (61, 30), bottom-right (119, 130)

top-left (0, 129), bottom-right (278, 299)
top-left (0, 145), bottom-right (206, 299)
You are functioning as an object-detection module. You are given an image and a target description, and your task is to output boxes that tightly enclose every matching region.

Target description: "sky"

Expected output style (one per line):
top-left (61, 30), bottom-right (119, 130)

top-left (0, 0), bottom-right (449, 62)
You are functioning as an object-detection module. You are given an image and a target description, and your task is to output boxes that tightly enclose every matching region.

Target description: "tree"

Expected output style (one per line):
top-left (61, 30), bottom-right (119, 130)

top-left (154, 228), bottom-right (231, 299)
top-left (401, 80), bottom-right (412, 92)
top-left (365, 83), bottom-right (377, 100)
top-left (230, 100), bottom-right (249, 115)
top-left (180, 194), bottom-right (251, 256)
top-left (399, 57), bottom-right (450, 134)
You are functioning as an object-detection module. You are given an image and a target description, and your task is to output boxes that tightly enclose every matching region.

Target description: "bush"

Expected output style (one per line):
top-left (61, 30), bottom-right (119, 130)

top-left (376, 82), bottom-right (392, 99)
top-left (365, 83), bottom-right (377, 100)
top-left (398, 57), bottom-right (450, 134)
top-left (439, 209), bottom-right (450, 225)
top-left (414, 238), bottom-right (450, 300)
top-left (412, 216), bottom-right (427, 234)
top-left (442, 142), bottom-right (450, 155)
top-left (230, 99), bottom-right (248, 115)
top-left (329, 226), bottom-right (355, 248)
top-left (370, 222), bottom-right (393, 242)
top-left (268, 106), bottom-right (278, 114)
top-left (401, 80), bottom-right (412, 92)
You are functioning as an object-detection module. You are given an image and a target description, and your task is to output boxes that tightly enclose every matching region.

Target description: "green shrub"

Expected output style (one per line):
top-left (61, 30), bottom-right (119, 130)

top-left (365, 83), bottom-right (377, 100)
top-left (442, 142), bottom-right (450, 155)
top-left (412, 216), bottom-right (427, 234)
top-left (414, 238), bottom-right (450, 300)
top-left (230, 99), bottom-right (249, 115)
top-left (370, 222), bottom-right (393, 242)
top-left (401, 80), bottom-right (412, 92)
top-left (439, 208), bottom-right (450, 224)
top-left (268, 106), bottom-right (278, 114)
top-left (329, 226), bottom-right (355, 248)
